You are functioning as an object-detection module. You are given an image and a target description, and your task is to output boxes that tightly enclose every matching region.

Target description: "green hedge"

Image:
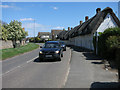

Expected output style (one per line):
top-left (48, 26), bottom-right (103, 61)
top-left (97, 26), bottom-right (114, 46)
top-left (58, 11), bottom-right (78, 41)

top-left (95, 27), bottom-right (120, 59)
top-left (116, 48), bottom-right (120, 68)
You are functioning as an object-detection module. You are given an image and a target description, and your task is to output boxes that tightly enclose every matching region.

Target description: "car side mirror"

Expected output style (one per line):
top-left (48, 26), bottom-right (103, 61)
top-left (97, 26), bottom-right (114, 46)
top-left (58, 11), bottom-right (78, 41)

top-left (61, 45), bottom-right (64, 48)
top-left (40, 46), bottom-right (42, 48)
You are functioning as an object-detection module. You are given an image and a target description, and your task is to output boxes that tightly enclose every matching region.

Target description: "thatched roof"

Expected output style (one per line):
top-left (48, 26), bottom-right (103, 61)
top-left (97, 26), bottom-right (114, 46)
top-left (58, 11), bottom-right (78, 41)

top-left (56, 30), bottom-right (68, 40)
top-left (62, 7), bottom-right (120, 40)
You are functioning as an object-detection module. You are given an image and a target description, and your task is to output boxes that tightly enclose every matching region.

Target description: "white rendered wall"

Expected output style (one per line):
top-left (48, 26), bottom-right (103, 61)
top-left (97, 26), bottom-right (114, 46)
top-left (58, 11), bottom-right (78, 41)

top-left (97, 13), bottom-right (118, 32)
top-left (68, 13), bottom-right (118, 50)
top-left (75, 34), bottom-right (94, 50)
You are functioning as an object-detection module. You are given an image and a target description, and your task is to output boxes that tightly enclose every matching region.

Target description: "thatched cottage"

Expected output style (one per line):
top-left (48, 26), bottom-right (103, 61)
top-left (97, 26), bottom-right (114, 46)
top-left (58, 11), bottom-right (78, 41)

top-left (57, 7), bottom-right (120, 50)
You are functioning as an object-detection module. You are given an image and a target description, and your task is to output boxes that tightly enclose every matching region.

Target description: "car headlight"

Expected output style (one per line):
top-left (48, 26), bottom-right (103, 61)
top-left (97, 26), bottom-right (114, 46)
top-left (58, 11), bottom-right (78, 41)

top-left (39, 51), bottom-right (43, 54)
top-left (55, 51), bottom-right (59, 54)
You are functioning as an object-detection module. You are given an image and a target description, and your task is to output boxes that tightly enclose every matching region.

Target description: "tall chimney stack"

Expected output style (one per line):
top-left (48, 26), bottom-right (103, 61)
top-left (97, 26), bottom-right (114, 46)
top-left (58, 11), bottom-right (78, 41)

top-left (68, 27), bottom-right (70, 31)
top-left (85, 16), bottom-right (89, 21)
top-left (80, 21), bottom-right (83, 25)
top-left (96, 8), bottom-right (101, 14)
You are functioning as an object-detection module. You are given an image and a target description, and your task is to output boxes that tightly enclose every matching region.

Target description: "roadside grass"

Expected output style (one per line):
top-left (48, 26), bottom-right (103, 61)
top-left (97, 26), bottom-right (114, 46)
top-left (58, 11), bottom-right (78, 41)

top-left (0, 43), bottom-right (39, 60)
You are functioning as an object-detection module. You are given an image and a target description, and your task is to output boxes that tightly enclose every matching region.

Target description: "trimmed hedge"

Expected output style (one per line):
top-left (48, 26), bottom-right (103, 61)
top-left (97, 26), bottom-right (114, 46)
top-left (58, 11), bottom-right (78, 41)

top-left (96, 27), bottom-right (120, 59)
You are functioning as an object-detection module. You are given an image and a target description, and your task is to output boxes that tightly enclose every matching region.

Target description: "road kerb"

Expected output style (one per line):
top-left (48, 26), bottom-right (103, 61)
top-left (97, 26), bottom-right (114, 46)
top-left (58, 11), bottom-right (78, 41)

top-left (62, 47), bottom-right (72, 88)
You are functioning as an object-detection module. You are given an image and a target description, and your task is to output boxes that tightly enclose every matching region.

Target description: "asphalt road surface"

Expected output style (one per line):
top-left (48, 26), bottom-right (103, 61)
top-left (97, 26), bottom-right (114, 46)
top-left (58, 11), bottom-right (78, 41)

top-left (2, 43), bottom-right (71, 88)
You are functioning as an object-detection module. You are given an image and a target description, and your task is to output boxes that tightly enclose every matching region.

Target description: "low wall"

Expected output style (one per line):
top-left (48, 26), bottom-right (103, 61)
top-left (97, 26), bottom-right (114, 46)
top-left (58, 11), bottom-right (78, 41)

top-left (0, 40), bottom-right (20, 49)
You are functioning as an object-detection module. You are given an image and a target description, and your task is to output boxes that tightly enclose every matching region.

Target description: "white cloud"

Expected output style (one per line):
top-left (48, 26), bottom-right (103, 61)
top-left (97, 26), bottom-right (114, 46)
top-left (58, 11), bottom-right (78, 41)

top-left (20, 18), bottom-right (35, 21)
top-left (0, 5), bottom-right (14, 8)
top-left (53, 26), bottom-right (64, 29)
top-left (22, 23), bottom-right (64, 37)
top-left (22, 23), bottom-right (51, 30)
top-left (53, 7), bottom-right (58, 10)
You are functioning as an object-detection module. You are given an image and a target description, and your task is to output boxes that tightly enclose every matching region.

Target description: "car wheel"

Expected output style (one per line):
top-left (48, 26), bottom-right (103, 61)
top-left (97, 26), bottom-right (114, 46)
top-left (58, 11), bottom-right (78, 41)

top-left (61, 53), bottom-right (63, 57)
top-left (39, 57), bottom-right (43, 62)
top-left (58, 57), bottom-right (61, 61)
top-left (64, 48), bottom-right (66, 51)
top-left (58, 54), bottom-right (62, 61)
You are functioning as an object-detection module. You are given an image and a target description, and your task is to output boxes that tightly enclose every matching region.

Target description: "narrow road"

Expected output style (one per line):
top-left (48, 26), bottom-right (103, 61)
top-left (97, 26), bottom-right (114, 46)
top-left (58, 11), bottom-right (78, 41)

top-left (2, 45), bottom-right (71, 88)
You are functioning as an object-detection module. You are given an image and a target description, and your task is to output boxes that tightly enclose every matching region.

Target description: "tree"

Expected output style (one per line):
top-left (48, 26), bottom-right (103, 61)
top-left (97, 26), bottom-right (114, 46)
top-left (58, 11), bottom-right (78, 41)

top-left (18, 28), bottom-right (28, 44)
top-left (7, 20), bottom-right (24, 48)
top-left (2, 25), bottom-right (8, 41)
top-left (0, 24), bottom-right (2, 40)
top-left (0, 23), bottom-right (8, 41)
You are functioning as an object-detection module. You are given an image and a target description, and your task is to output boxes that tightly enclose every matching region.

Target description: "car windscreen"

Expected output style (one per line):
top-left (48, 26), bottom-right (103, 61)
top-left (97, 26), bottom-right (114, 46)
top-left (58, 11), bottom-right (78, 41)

top-left (60, 42), bottom-right (65, 45)
top-left (44, 43), bottom-right (60, 48)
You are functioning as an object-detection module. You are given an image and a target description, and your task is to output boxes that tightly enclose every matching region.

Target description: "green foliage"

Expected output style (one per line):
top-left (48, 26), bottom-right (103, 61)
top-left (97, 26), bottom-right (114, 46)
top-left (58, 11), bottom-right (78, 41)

top-left (7, 20), bottom-right (23, 41)
top-left (0, 24), bottom-right (2, 40)
top-left (96, 27), bottom-right (120, 60)
top-left (35, 37), bottom-right (41, 42)
top-left (29, 37), bottom-right (34, 42)
top-left (0, 23), bottom-right (8, 41)
top-left (2, 25), bottom-right (8, 41)
top-left (106, 36), bottom-right (120, 48)
top-left (116, 48), bottom-right (120, 68)
top-left (4, 20), bottom-right (28, 47)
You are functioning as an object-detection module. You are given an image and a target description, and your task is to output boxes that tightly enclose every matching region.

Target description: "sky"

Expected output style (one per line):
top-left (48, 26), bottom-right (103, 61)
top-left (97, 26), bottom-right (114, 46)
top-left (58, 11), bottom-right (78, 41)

top-left (1, 2), bottom-right (119, 37)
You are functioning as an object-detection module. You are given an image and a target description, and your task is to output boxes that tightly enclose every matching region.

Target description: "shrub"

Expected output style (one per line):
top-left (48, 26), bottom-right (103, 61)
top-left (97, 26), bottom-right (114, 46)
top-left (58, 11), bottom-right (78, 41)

top-left (29, 38), bottom-right (34, 42)
top-left (116, 48), bottom-right (120, 68)
top-left (97, 27), bottom-right (120, 59)
top-left (105, 36), bottom-right (120, 60)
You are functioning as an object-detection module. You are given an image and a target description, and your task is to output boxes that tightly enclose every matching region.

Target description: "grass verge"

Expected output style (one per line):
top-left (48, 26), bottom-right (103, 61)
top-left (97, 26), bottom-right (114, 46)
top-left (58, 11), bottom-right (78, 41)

top-left (0, 43), bottom-right (39, 60)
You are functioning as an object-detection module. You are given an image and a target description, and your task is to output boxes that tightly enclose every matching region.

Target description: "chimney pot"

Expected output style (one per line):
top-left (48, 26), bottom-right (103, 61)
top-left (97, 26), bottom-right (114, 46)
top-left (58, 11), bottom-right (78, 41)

top-left (68, 27), bottom-right (70, 31)
top-left (80, 21), bottom-right (83, 25)
top-left (96, 8), bottom-right (101, 14)
top-left (85, 16), bottom-right (89, 21)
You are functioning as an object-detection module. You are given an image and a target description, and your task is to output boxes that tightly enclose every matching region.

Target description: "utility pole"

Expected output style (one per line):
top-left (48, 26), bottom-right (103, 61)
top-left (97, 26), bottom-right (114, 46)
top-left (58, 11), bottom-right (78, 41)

top-left (95, 31), bottom-right (98, 55)
top-left (34, 19), bottom-right (35, 43)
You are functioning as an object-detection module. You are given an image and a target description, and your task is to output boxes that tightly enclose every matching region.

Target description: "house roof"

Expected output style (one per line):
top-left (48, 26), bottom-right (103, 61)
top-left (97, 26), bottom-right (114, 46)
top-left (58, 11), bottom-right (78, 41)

top-left (63, 7), bottom-right (120, 40)
top-left (57, 30), bottom-right (68, 40)
top-left (38, 32), bottom-right (51, 37)
top-left (51, 30), bottom-right (63, 35)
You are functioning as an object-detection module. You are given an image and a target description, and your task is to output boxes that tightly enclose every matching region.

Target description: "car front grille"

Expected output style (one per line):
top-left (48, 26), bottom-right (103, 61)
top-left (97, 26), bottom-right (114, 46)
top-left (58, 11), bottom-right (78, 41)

top-left (43, 51), bottom-right (55, 54)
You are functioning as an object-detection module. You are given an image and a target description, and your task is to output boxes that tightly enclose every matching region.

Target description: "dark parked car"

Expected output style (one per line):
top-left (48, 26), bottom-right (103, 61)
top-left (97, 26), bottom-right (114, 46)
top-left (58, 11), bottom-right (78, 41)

top-left (39, 41), bottom-right (63, 61)
top-left (59, 41), bottom-right (66, 51)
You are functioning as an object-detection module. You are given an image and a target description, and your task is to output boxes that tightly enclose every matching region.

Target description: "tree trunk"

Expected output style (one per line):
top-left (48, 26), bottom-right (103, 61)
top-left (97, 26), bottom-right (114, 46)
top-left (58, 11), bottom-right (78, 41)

top-left (12, 39), bottom-right (16, 48)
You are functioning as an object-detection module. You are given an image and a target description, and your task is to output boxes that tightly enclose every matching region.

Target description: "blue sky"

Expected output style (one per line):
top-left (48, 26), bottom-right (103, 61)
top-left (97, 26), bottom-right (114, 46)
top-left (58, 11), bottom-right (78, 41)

top-left (1, 2), bottom-right (119, 37)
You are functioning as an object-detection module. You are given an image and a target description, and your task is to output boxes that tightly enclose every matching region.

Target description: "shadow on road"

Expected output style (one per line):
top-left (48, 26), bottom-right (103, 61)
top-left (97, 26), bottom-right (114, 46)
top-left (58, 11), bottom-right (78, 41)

top-left (33, 57), bottom-right (61, 63)
top-left (90, 82), bottom-right (120, 90)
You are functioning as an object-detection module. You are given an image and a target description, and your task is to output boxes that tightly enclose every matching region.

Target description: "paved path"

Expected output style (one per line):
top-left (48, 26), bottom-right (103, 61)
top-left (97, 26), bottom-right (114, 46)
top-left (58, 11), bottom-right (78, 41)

top-left (64, 49), bottom-right (118, 88)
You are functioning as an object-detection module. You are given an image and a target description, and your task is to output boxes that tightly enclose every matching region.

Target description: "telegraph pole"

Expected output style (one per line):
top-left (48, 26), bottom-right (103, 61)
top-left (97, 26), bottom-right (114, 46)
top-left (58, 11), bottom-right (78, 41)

top-left (34, 19), bottom-right (35, 43)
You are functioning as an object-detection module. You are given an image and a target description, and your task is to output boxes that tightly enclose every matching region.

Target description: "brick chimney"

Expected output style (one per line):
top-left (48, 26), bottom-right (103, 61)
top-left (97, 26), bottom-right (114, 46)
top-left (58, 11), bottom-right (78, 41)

top-left (85, 16), bottom-right (89, 21)
top-left (68, 27), bottom-right (70, 31)
top-left (80, 21), bottom-right (83, 25)
top-left (96, 8), bottom-right (101, 14)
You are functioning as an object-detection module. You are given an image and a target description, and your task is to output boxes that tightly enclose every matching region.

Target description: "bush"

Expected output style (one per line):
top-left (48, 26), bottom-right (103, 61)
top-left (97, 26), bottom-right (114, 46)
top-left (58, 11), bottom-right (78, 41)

top-left (97, 27), bottom-right (120, 59)
top-left (29, 38), bottom-right (34, 42)
top-left (116, 48), bottom-right (120, 68)
top-left (105, 36), bottom-right (120, 60)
